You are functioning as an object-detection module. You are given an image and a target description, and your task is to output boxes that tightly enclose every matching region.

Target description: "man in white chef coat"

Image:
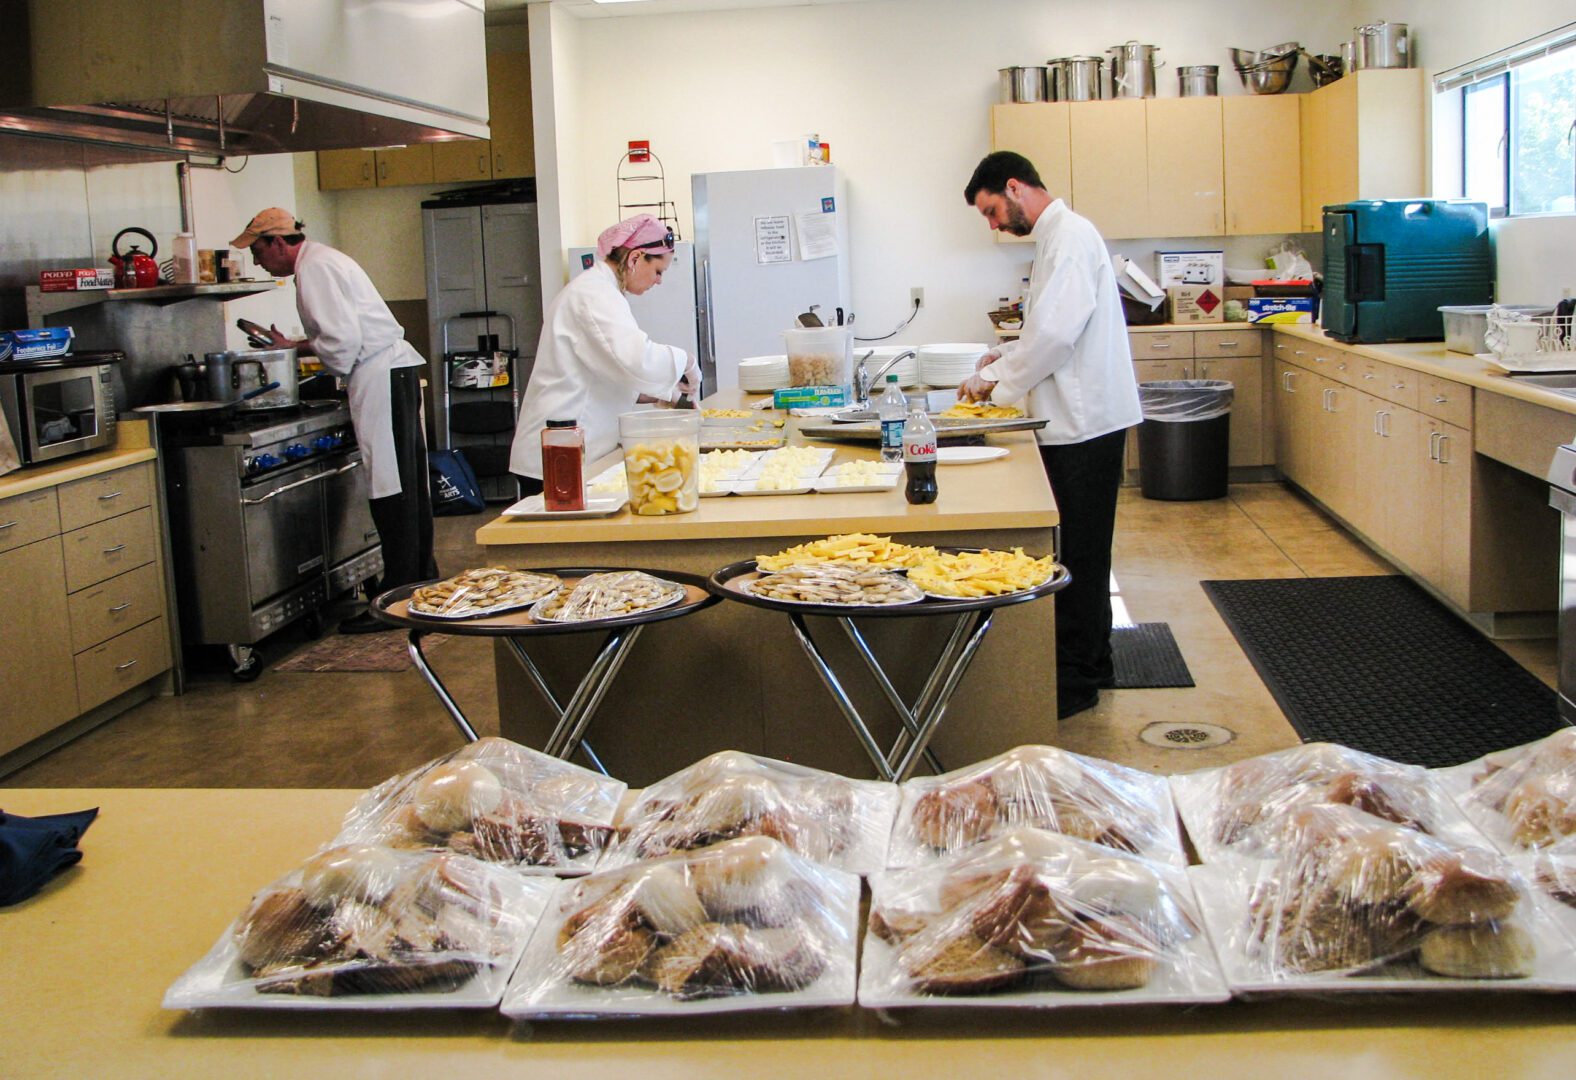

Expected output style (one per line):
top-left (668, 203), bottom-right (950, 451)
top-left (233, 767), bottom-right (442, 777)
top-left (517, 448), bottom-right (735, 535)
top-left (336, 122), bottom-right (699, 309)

top-left (234, 208), bottom-right (436, 634)
top-left (959, 152), bottom-right (1143, 719)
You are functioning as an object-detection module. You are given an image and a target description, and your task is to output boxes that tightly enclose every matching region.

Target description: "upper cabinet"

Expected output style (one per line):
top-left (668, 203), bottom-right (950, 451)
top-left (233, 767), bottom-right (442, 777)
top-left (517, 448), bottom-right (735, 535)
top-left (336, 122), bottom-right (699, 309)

top-left (1070, 99), bottom-right (1151, 239)
top-left (318, 49), bottom-right (534, 191)
top-left (1299, 68), bottom-right (1426, 230)
top-left (1223, 95), bottom-right (1301, 235)
top-left (1147, 98), bottom-right (1224, 237)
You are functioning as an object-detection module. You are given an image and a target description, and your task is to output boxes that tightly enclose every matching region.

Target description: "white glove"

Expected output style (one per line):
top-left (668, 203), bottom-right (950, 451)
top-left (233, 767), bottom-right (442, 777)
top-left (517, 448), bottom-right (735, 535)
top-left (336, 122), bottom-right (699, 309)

top-left (678, 357), bottom-right (702, 398)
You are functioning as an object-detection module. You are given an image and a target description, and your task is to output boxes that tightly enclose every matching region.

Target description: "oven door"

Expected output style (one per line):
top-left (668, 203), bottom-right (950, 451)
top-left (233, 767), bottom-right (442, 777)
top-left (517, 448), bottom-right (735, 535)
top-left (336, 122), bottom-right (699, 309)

top-left (19, 365), bottom-right (114, 464)
top-left (239, 461), bottom-right (330, 603)
top-left (322, 450), bottom-right (380, 566)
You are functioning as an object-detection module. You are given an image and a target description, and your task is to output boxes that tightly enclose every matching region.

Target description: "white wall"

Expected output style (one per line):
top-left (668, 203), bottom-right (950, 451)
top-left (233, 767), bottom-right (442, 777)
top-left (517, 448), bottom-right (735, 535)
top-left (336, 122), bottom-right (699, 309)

top-left (546, 0), bottom-right (1358, 342)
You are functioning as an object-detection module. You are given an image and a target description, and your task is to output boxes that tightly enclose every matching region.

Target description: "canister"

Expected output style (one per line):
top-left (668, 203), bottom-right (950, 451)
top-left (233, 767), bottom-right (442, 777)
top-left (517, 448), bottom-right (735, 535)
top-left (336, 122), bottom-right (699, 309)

top-left (1013, 66), bottom-right (1047, 102)
top-left (1340, 40), bottom-right (1362, 72)
top-left (1059, 56), bottom-right (1105, 101)
top-left (1358, 22), bottom-right (1410, 69)
top-left (1108, 41), bottom-right (1162, 98)
top-left (619, 409), bottom-right (701, 516)
top-left (1177, 65), bottom-right (1219, 97)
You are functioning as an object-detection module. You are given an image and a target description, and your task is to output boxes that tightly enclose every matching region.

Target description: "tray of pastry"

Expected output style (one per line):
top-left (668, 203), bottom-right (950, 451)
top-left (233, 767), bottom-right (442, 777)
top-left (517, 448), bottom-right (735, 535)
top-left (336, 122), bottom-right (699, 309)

top-left (1432, 729), bottom-right (1576, 857)
top-left (407, 568), bottom-right (561, 619)
top-left (531, 571), bottom-right (687, 623)
top-left (740, 564), bottom-right (925, 607)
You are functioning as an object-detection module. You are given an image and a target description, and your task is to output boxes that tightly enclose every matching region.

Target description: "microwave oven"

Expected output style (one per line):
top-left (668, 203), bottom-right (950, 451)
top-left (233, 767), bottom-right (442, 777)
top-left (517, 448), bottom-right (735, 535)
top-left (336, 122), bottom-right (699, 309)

top-left (0, 353), bottom-right (122, 465)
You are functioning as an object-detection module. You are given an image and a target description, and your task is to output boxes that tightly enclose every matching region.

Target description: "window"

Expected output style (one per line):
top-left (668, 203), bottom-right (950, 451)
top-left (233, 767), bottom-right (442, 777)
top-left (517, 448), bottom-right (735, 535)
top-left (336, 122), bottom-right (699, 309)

top-left (1440, 22), bottom-right (1576, 218)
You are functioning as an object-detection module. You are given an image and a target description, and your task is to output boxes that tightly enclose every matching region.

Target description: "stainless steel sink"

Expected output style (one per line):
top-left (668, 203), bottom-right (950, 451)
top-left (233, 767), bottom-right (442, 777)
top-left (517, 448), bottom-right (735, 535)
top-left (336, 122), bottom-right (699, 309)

top-left (1509, 373), bottom-right (1576, 396)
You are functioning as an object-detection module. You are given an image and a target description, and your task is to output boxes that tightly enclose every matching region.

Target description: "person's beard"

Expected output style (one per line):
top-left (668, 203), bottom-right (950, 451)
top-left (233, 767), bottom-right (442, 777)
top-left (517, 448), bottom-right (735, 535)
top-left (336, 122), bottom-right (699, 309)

top-left (1001, 194), bottom-right (1033, 237)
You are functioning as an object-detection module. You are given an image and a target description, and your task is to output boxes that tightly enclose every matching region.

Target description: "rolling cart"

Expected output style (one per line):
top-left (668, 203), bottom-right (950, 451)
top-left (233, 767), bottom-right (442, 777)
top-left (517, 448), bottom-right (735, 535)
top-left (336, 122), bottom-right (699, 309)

top-left (439, 310), bottom-right (521, 502)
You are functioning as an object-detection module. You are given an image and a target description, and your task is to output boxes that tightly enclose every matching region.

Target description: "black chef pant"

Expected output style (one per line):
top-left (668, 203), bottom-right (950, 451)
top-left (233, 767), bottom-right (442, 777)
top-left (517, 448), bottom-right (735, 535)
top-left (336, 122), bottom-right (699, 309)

top-left (512, 474), bottom-right (544, 499)
top-left (1038, 427), bottom-right (1129, 711)
top-left (368, 366), bottom-right (437, 591)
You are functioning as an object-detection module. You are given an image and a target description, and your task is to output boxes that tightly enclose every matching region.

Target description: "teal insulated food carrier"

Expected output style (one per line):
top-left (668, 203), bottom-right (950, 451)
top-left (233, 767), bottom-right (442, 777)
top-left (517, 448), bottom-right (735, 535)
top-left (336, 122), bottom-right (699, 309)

top-left (1321, 200), bottom-right (1493, 344)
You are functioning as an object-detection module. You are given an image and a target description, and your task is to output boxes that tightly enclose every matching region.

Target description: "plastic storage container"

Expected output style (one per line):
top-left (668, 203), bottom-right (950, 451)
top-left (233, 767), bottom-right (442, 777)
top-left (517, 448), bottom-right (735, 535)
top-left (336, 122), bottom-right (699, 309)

top-left (619, 409), bottom-right (701, 515)
top-left (1136, 380), bottom-right (1233, 501)
top-left (1439, 305), bottom-right (1553, 355)
top-left (782, 326), bottom-right (852, 389)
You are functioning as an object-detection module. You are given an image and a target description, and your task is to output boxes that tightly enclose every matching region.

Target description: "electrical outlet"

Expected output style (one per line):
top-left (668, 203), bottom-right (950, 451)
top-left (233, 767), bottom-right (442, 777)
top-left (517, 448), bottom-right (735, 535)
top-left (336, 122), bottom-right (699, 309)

top-left (910, 287), bottom-right (924, 309)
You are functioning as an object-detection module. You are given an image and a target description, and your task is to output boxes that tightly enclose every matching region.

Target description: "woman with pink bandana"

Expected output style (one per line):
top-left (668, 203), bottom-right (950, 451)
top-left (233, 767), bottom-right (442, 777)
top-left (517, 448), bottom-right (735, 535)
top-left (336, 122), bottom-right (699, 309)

top-left (509, 214), bottom-right (699, 495)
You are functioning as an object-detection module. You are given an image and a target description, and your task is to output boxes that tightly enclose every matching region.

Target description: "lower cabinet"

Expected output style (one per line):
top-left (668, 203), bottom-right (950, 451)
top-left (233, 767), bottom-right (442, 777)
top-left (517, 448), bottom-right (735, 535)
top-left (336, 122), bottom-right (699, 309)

top-left (0, 538), bottom-right (78, 753)
top-left (1129, 329), bottom-right (1269, 476)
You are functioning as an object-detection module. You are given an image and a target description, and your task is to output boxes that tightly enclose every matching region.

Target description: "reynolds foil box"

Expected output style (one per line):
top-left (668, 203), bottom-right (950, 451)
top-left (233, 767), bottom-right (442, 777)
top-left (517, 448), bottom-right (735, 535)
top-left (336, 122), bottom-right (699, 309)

top-left (773, 385), bottom-right (848, 409)
top-left (1246, 297), bottom-right (1316, 324)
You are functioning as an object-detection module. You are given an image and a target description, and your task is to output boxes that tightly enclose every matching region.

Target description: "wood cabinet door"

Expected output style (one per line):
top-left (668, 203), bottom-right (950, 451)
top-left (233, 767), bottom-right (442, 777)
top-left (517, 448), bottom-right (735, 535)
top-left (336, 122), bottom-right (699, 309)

top-left (1354, 69), bottom-right (1426, 201)
top-left (1274, 364), bottom-right (1309, 485)
top-left (1319, 380), bottom-right (1364, 522)
top-left (1316, 74), bottom-right (1359, 211)
top-left (375, 145), bottom-right (434, 187)
top-left (1378, 404), bottom-right (1425, 565)
top-left (991, 103), bottom-right (1072, 200)
top-left (487, 51), bottom-right (535, 179)
top-left (0, 538), bottom-right (77, 755)
top-left (1069, 99), bottom-right (1149, 239)
top-left (432, 139), bottom-right (493, 183)
top-left (1435, 420), bottom-right (1472, 608)
top-left (317, 149), bottom-right (375, 191)
top-left (1146, 98), bottom-right (1223, 237)
top-left (1195, 354), bottom-right (1264, 467)
top-left (1223, 95), bottom-right (1301, 235)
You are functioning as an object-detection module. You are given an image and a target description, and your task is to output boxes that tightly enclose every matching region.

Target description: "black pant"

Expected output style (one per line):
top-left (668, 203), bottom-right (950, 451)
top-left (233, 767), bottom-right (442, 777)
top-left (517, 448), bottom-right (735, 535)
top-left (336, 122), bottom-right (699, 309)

top-left (368, 366), bottom-right (437, 591)
top-left (1039, 427), bottom-right (1129, 701)
top-left (512, 474), bottom-right (544, 499)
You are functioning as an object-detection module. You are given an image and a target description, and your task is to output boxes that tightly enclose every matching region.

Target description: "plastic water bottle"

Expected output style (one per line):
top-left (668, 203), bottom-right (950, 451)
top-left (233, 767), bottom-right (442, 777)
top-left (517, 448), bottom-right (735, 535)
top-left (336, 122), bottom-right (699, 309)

top-left (878, 374), bottom-right (906, 462)
top-left (903, 402), bottom-right (938, 505)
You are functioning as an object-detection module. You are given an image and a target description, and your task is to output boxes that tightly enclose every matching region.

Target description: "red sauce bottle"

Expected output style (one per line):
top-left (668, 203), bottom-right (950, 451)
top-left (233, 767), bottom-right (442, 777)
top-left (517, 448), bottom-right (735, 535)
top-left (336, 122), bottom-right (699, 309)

top-left (541, 419), bottom-right (586, 511)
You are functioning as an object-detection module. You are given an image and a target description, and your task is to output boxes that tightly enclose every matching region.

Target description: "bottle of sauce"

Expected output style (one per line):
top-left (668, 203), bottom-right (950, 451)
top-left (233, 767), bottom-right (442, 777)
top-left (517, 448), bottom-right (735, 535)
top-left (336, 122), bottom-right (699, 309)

top-left (541, 419), bottom-right (586, 511)
top-left (902, 402), bottom-right (938, 505)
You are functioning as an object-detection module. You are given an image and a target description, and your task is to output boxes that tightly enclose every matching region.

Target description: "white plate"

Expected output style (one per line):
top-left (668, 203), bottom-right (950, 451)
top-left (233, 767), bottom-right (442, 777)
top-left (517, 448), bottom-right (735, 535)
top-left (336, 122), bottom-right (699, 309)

top-left (936, 446), bottom-right (1009, 465)
top-left (700, 483), bottom-right (734, 497)
top-left (1434, 736), bottom-right (1576, 858)
top-left (810, 475), bottom-right (901, 494)
top-left (531, 578), bottom-right (687, 623)
top-left (741, 575), bottom-right (924, 607)
top-left (730, 480), bottom-right (813, 496)
top-left (503, 493), bottom-right (627, 519)
top-left (740, 447), bottom-right (835, 481)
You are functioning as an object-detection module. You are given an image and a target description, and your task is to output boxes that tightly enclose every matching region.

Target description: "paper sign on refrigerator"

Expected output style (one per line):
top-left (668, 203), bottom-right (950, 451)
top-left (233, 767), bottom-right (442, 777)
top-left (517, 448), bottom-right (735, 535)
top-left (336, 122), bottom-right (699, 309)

top-left (755, 215), bottom-right (791, 264)
top-left (795, 210), bottom-right (839, 260)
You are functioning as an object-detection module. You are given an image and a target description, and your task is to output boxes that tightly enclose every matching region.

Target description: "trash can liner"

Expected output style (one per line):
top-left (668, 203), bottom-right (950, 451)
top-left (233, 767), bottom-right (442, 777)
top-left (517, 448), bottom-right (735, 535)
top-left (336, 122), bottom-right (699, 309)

top-left (1137, 380), bottom-right (1233, 422)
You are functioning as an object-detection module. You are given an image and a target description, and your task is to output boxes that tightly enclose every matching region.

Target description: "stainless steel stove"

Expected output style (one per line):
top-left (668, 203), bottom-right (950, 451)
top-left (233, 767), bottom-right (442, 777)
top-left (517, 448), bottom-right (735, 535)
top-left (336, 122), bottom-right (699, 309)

top-left (154, 401), bottom-right (383, 678)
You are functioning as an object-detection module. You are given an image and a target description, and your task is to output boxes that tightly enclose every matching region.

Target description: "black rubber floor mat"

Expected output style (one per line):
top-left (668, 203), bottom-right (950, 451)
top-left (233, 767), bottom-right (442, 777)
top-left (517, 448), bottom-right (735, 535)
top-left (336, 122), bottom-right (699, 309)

top-left (1201, 575), bottom-right (1563, 767)
top-left (1110, 622), bottom-right (1194, 689)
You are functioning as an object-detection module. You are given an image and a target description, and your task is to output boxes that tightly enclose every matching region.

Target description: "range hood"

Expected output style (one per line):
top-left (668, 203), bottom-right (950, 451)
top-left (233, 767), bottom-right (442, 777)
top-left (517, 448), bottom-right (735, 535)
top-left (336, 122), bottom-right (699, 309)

top-left (0, 0), bottom-right (490, 157)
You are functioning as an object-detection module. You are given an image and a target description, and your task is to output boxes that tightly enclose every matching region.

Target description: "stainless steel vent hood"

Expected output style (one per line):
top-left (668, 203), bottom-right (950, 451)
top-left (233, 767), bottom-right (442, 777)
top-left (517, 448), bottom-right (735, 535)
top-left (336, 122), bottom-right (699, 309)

top-left (0, 0), bottom-right (490, 157)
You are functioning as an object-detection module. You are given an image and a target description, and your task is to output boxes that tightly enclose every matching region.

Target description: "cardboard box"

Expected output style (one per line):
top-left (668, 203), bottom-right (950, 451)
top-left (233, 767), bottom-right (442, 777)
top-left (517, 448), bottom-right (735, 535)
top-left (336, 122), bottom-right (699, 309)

top-left (39, 268), bottom-right (114, 292)
top-left (1156, 250), bottom-right (1224, 288)
top-left (773, 385), bottom-right (848, 410)
top-left (1223, 285), bottom-right (1254, 302)
top-left (1246, 297), bottom-right (1316, 324)
top-left (1167, 286), bottom-right (1225, 324)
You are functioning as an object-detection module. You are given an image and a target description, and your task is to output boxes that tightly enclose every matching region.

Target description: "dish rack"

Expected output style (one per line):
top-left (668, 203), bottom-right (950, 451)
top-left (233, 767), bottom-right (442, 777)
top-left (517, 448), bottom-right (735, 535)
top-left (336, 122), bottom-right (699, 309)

top-left (1485, 308), bottom-right (1576, 374)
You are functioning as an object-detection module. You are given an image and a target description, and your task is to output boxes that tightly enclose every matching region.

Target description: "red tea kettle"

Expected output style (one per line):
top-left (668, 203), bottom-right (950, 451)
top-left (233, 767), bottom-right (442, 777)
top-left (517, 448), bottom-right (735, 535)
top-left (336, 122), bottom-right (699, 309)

top-left (110, 227), bottom-right (160, 289)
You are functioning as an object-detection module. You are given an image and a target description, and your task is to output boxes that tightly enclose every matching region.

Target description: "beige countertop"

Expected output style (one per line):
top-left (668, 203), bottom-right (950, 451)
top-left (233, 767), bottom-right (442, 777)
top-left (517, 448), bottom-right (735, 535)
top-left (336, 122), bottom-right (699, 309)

top-left (5, 786), bottom-right (1576, 1080)
top-left (477, 391), bottom-right (1057, 547)
top-left (0, 420), bottom-right (155, 501)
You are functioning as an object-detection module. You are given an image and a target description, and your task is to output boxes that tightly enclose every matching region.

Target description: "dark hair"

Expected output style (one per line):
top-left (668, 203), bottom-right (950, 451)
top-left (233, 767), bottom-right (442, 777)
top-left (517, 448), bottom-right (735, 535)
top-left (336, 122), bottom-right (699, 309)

top-left (964, 151), bottom-right (1045, 204)
top-left (280, 233), bottom-right (305, 245)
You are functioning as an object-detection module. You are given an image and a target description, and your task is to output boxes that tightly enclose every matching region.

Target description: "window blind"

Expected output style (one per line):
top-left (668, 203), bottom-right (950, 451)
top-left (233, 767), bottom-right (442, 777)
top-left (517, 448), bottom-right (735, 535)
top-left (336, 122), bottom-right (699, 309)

top-left (1435, 21), bottom-right (1576, 91)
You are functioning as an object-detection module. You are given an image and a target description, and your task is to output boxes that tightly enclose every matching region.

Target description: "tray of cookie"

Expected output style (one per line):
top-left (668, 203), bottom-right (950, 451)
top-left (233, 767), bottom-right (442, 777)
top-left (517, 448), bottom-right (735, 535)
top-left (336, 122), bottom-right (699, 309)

top-left (886, 745), bottom-right (1187, 870)
top-left (331, 737), bottom-right (626, 875)
top-left (530, 570), bottom-right (687, 623)
top-left (1171, 742), bottom-right (1494, 864)
top-left (858, 827), bottom-right (1227, 1009)
top-left (501, 836), bottom-right (860, 1017)
top-left (164, 847), bottom-right (553, 1010)
top-left (1189, 803), bottom-right (1576, 995)
top-left (599, 749), bottom-right (900, 876)
top-left (407, 567), bottom-right (561, 619)
top-left (1433, 728), bottom-right (1576, 858)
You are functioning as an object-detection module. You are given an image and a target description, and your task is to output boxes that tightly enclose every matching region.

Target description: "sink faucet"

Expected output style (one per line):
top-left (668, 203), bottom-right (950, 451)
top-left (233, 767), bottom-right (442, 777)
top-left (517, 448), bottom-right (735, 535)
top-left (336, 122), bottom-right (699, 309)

top-left (853, 349), bottom-right (916, 407)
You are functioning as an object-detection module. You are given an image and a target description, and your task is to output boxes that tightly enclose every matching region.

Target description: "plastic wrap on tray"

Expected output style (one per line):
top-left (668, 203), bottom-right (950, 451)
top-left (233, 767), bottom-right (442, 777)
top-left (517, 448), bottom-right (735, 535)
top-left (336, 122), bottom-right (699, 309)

top-left (165, 848), bottom-right (550, 1006)
top-left (1215, 803), bottom-right (1539, 980)
top-left (532, 571), bottom-right (685, 622)
top-left (861, 827), bottom-right (1221, 1003)
top-left (1455, 729), bottom-right (1576, 854)
top-left (746, 563), bottom-right (923, 606)
top-left (502, 835), bottom-right (860, 1015)
top-left (886, 745), bottom-right (1186, 869)
top-left (332, 737), bottom-right (627, 873)
top-left (408, 567), bottom-right (560, 618)
top-left (1172, 742), bottom-right (1466, 861)
top-left (603, 750), bottom-right (899, 874)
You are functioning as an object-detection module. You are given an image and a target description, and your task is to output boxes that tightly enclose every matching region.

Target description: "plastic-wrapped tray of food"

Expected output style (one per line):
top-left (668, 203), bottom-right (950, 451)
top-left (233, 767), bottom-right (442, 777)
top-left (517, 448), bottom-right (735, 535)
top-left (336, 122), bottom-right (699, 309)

top-left (1434, 729), bottom-right (1576, 857)
top-left (859, 827), bottom-right (1227, 1008)
top-left (888, 745), bottom-right (1187, 869)
top-left (531, 570), bottom-right (686, 623)
top-left (1526, 853), bottom-right (1576, 931)
top-left (331, 736), bottom-right (627, 874)
top-left (739, 446), bottom-right (836, 482)
top-left (754, 532), bottom-right (939, 572)
top-left (744, 563), bottom-right (923, 607)
top-left (908, 548), bottom-right (1059, 599)
top-left (501, 836), bottom-right (860, 1017)
top-left (810, 459), bottom-right (902, 493)
top-left (937, 401), bottom-right (1024, 419)
top-left (164, 848), bottom-right (553, 1010)
top-left (601, 749), bottom-right (899, 875)
top-left (407, 567), bottom-right (561, 619)
top-left (1172, 742), bottom-right (1492, 864)
top-left (1189, 803), bottom-right (1576, 994)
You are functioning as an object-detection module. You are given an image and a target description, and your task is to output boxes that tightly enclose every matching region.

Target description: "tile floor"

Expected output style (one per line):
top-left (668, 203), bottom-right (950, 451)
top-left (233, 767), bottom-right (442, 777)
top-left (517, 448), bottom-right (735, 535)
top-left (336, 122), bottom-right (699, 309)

top-left (2, 482), bottom-right (1556, 790)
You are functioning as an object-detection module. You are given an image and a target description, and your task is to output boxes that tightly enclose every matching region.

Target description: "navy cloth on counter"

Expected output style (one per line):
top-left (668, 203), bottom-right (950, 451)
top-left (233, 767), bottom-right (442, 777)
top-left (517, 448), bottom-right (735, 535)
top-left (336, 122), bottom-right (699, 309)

top-left (0, 807), bottom-right (98, 906)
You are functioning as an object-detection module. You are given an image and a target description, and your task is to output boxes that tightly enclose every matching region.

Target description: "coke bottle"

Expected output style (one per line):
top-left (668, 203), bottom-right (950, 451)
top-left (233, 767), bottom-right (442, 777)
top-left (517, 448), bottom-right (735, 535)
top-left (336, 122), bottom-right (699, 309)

top-left (902, 402), bottom-right (938, 505)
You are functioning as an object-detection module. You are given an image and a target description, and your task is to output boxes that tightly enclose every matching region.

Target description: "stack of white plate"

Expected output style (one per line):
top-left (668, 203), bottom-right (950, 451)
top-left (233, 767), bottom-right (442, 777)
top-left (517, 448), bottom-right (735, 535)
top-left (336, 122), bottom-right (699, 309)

top-left (918, 343), bottom-right (988, 388)
top-left (862, 346), bottom-right (921, 389)
top-left (736, 354), bottom-right (790, 392)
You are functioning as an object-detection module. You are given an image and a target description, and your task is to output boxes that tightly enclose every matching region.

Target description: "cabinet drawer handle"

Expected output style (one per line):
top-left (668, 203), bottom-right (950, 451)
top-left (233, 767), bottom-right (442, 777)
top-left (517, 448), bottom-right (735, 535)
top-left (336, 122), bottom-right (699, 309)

top-left (109, 601), bottom-right (133, 612)
top-left (1294, 349), bottom-right (1306, 356)
top-left (114, 658), bottom-right (139, 672)
top-left (1392, 382), bottom-right (1406, 391)
top-left (1149, 342), bottom-right (1171, 350)
top-left (1438, 434), bottom-right (1452, 464)
top-left (1433, 395), bottom-right (1448, 404)
top-left (1429, 431), bottom-right (1441, 461)
top-left (0, 521), bottom-right (15, 530)
top-left (1215, 340), bottom-right (1239, 347)
top-left (1363, 372), bottom-right (1377, 380)
top-left (98, 491), bottom-right (123, 501)
top-left (102, 543), bottom-right (126, 554)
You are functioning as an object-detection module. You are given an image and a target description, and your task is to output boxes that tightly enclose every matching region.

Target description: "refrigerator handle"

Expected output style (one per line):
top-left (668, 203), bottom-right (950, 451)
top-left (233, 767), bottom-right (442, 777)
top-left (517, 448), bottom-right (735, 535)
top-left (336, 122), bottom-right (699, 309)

top-left (700, 257), bottom-right (717, 373)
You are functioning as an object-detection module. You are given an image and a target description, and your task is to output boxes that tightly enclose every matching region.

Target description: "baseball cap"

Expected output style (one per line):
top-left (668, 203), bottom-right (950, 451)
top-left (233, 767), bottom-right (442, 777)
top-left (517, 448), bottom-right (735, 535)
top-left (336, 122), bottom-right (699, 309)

top-left (232, 208), bottom-right (302, 249)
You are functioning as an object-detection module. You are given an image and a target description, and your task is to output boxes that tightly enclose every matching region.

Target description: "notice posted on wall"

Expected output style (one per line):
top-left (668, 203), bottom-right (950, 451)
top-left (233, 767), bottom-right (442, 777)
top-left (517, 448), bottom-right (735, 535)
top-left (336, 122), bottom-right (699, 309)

top-left (754, 215), bottom-right (791, 264)
top-left (795, 209), bottom-right (839, 261)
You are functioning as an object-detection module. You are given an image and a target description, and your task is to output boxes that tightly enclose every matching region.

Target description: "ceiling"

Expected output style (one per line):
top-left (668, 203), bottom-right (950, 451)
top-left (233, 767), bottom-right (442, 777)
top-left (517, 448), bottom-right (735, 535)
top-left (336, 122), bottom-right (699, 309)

top-left (484, 0), bottom-right (880, 21)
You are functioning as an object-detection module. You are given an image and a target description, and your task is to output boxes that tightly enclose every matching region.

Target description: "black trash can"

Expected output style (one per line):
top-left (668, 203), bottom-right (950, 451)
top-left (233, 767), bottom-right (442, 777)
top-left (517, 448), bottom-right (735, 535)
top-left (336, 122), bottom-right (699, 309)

top-left (1136, 380), bottom-right (1233, 501)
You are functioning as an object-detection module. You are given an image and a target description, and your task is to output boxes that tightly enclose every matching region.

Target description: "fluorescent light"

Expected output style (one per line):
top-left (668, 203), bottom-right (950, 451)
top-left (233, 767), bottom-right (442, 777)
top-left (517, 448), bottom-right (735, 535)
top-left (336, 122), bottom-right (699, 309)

top-left (589, 1), bottom-right (653, 5)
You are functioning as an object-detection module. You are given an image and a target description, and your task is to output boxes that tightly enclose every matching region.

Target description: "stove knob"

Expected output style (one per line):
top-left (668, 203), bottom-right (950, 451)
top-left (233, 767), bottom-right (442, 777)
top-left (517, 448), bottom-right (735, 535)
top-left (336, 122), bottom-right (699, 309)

top-left (283, 443), bottom-right (309, 460)
top-left (311, 435), bottom-right (336, 452)
top-left (253, 453), bottom-right (282, 471)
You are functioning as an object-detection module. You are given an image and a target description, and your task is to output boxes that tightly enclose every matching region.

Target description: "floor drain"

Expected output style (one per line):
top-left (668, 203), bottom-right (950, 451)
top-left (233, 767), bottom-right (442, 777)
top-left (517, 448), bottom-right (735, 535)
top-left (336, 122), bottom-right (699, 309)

top-left (1139, 721), bottom-right (1235, 749)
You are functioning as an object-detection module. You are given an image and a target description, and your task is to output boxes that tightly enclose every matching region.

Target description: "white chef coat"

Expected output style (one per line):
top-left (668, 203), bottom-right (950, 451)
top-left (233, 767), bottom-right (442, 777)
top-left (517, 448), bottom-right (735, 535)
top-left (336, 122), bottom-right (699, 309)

top-left (980, 199), bottom-right (1142, 445)
top-left (293, 240), bottom-right (424, 498)
top-left (510, 260), bottom-right (688, 479)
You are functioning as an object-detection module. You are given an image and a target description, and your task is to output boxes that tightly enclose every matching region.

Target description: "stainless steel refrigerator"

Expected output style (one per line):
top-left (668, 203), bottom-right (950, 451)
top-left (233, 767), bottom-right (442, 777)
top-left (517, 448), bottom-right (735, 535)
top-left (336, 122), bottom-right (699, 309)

top-left (692, 166), bottom-right (852, 391)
